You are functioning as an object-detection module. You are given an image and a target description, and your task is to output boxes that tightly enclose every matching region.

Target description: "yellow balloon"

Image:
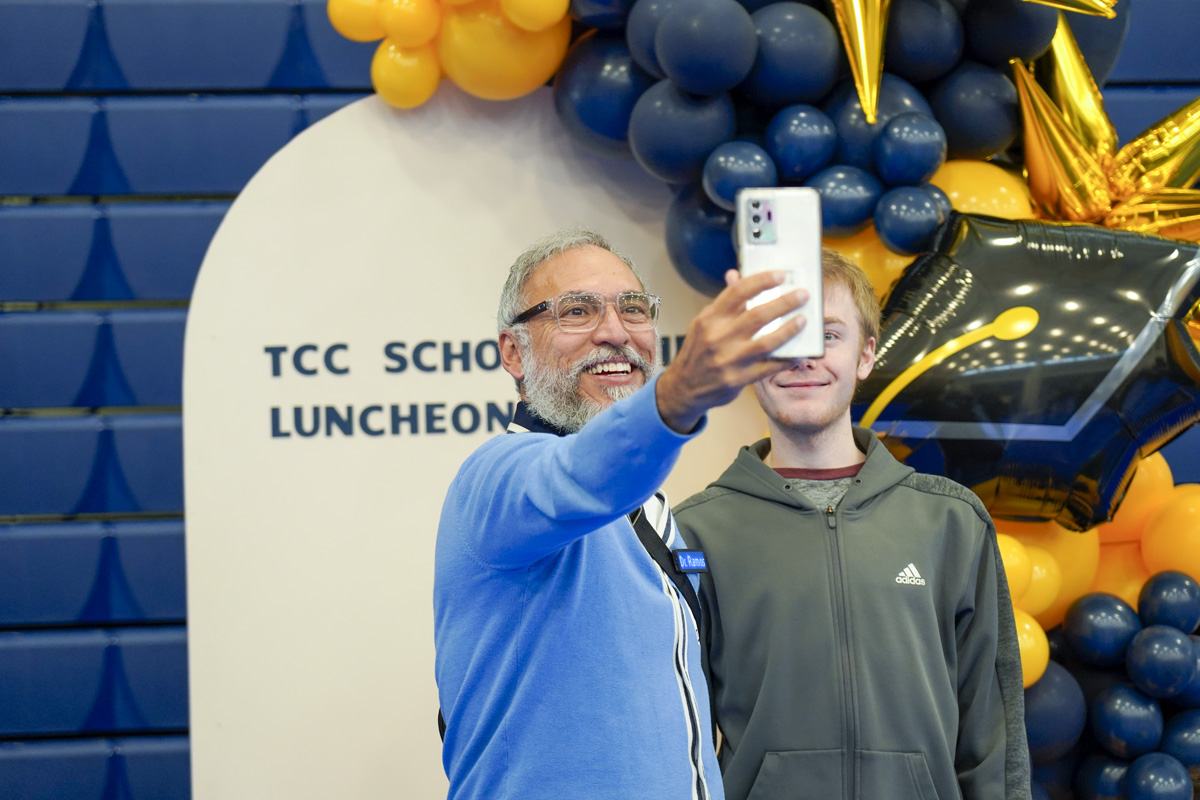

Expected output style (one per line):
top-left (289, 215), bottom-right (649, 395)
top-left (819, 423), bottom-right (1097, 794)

top-left (997, 533), bottom-right (1033, 601)
top-left (371, 39), bottom-right (441, 110)
top-left (500, 0), bottom-right (569, 31)
top-left (822, 225), bottom-right (914, 302)
top-left (929, 160), bottom-right (1035, 220)
top-left (1017, 545), bottom-right (1061, 617)
top-left (1089, 542), bottom-right (1150, 610)
top-left (328, 0), bottom-right (387, 42)
top-left (437, 0), bottom-right (571, 101)
top-left (995, 518), bottom-right (1099, 630)
top-left (1141, 484), bottom-right (1200, 583)
top-left (1013, 607), bottom-right (1050, 688)
top-left (1096, 452), bottom-right (1174, 544)
top-left (380, 0), bottom-right (441, 47)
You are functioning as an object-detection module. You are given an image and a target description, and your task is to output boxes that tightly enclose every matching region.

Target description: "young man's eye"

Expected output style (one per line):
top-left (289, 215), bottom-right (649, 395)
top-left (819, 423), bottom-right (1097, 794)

top-left (824, 331), bottom-right (836, 341)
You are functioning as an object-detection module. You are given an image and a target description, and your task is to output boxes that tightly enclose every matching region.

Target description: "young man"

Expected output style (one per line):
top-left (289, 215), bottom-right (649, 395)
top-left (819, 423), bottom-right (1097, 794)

top-left (434, 229), bottom-right (809, 800)
top-left (674, 249), bottom-right (1032, 800)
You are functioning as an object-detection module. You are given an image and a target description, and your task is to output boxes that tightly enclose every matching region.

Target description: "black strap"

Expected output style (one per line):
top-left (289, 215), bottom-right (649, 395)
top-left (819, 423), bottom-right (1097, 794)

top-left (629, 510), bottom-right (703, 634)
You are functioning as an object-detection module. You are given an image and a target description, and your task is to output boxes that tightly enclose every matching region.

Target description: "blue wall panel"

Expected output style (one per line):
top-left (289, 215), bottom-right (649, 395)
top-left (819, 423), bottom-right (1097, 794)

top-left (0, 737), bottom-right (190, 800)
top-left (1103, 85), bottom-right (1200, 147)
top-left (1106, 0), bottom-right (1200, 85)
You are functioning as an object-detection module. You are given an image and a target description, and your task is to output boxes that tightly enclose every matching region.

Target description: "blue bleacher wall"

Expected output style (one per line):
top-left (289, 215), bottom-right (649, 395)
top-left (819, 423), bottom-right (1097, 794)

top-left (0, 1), bottom-right (1197, 798)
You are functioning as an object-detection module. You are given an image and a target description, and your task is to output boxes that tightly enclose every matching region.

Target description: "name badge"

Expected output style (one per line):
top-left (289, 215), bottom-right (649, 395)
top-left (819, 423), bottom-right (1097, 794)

top-left (673, 549), bottom-right (708, 573)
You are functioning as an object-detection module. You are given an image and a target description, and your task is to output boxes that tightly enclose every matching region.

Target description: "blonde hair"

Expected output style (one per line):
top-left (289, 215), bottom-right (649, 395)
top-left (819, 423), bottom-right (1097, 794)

top-left (822, 248), bottom-right (880, 346)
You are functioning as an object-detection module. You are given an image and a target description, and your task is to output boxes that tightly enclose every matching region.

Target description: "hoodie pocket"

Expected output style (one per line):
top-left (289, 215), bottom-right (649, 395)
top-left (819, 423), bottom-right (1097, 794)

top-left (858, 750), bottom-right (939, 800)
top-left (746, 749), bottom-right (843, 800)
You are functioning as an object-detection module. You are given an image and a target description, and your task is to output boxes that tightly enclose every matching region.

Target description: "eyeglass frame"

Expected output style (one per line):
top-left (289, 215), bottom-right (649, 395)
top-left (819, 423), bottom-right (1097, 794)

top-left (509, 291), bottom-right (662, 332)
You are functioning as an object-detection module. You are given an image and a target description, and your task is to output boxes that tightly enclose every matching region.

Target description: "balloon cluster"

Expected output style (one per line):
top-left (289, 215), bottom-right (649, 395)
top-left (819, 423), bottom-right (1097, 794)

top-left (327, 0), bottom-right (571, 108)
top-left (1020, 571), bottom-right (1200, 800)
top-left (553, 0), bottom-right (1123, 296)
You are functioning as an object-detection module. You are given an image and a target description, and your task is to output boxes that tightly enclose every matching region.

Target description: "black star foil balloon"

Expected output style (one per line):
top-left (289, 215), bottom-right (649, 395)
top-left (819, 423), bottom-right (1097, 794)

top-left (853, 213), bottom-right (1200, 531)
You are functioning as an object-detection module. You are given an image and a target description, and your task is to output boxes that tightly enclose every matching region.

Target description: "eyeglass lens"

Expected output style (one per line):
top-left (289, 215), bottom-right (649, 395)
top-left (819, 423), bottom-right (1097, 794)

top-left (556, 293), bottom-right (657, 330)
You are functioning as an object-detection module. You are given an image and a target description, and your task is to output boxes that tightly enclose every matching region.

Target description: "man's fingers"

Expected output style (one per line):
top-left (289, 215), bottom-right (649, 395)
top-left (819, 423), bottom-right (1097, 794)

top-left (712, 270), bottom-right (789, 313)
top-left (731, 290), bottom-right (808, 340)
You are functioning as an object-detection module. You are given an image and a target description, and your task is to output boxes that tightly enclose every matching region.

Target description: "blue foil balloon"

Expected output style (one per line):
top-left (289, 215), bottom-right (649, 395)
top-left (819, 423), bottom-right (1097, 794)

top-left (884, 0), bottom-right (963, 84)
top-left (1121, 752), bottom-right (1192, 800)
top-left (625, 0), bottom-right (679, 78)
top-left (1090, 684), bottom-right (1163, 760)
top-left (1160, 709), bottom-right (1200, 776)
top-left (874, 186), bottom-right (943, 255)
top-left (740, 2), bottom-right (841, 107)
top-left (928, 60), bottom-right (1019, 160)
top-left (1137, 571), bottom-right (1200, 634)
top-left (1024, 660), bottom-right (1088, 766)
top-left (1064, 593), bottom-right (1144, 667)
top-left (553, 32), bottom-right (657, 158)
top-left (804, 165), bottom-right (881, 237)
top-left (570, 0), bottom-right (637, 29)
top-left (765, 104), bottom-right (836, 183)
top-left (628, 80), bottom-right (736, 183)
top-left (821, 74), bottom-right (933, 173)
top-left (873, 113), bottom-right (947, 187)
top-left (655, 0), bottom-right (757, 95)
top-left (1073, 753), bottom-right (1128, 800)
top-left (702, 141), bottom-right (778, 211)
top-left (665, 184), bottom-right (737, 296)
top-left (1126, 625), bottom-right (1199, 699)
top-left (963, 0), bottom-right (1058, 67)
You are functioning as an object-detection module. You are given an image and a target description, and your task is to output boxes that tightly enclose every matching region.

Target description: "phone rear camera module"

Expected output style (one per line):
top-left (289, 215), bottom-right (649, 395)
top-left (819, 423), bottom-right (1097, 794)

top-left (751, 229), bottom-right (761, 239)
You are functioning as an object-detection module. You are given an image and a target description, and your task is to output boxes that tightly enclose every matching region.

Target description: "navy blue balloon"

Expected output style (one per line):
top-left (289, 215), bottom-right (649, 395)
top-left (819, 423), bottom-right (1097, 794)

top-left (874, 186), bottom-right (943, 255)
top-left (655, 0), bottom-right (757, 95)
top-left (804, 165), bottom-right (882, 237)
top-left (1121, 752), bottom-right (1193, 800)
top-left (1175, 636), bottom-right (1200, 708)
top-left (1074, 753), bottom-right (1129, 800)
top-left (1070, 0), bottom-right (1131, 86)
top-left (765, 104), bottom-right (836, 182)
top-left (1063, 593), bottom-right (1144, 667)
top-left (928, 60), bottom-right (1019, 160)
top-left (963, 0), bottom-right (1058, 67)
top-left (626, 0), bottom-right (679, 78)
top-left (570, 0), bottom-right (637, 29)
top-left (884, 0), bottom-right (963, 84)
top-left (1161, 709), bottom-right (1200, 777)
top-left (1127, 626), bottom-right (1199, 699)
top-left (740, 2), bottom-right (841, 107)
top-left (702, 141), bottom-right (778, 211)
top-left (1034, 750), bottom-right (1084, 800)
top-left (666, 184), bottom-right (737, 296)
top-left (628, 80), bottom-right (736, 183)
top-left (1030, 781), bottom-right (1050, 800)
top-left (873, 113), bottom-right (947, 186)
top-left (1138, 571), bottom-right (1200, 634)
top-left (1025, 660), bottom-right (1088, 766)
top-left (1091, 684), bottom-right (1164, 759)
top-left (553, 32), bottom-right (657, 158)
top-left (922, 184), bottom-right (952, 221)
top-left (821, 74), bottom-right (933, 173)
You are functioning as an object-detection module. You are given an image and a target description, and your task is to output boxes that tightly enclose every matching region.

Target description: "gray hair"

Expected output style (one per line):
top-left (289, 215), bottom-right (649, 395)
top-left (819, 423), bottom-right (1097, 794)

top-left (496, 228), bottom-right (645, 334)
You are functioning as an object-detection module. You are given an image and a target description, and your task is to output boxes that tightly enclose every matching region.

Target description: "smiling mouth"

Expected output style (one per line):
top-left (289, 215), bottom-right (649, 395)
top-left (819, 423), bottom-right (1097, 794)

top-left (585, 361), bottom-right (635, 376)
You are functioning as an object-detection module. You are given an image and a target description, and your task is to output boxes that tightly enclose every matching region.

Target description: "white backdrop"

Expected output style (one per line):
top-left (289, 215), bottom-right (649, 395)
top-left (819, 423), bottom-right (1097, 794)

top-left (183, 85), bottom-right (767, 798)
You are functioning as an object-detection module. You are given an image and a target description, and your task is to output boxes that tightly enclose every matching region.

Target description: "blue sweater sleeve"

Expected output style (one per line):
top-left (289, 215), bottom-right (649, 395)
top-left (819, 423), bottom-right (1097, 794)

top-left (444, 375), bottom-right (702, 570)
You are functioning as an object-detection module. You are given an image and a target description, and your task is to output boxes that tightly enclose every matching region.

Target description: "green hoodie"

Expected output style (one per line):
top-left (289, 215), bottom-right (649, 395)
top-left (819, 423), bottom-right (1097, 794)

top-left (675, 428), bottom-right (1031, 800)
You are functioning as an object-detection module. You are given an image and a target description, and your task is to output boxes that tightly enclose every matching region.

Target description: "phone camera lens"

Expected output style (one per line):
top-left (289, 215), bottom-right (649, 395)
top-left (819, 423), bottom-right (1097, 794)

top-left (750, 201), bottom-right (761, 209)
top-left (751, 214), bottom-right (761, 223)
top-left (751, 229), bottom-right (761, 239)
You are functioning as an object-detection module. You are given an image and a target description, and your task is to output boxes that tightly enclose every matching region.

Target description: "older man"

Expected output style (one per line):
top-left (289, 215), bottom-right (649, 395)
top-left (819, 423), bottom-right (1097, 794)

top-left (433, 228), bottom-right (806, 800)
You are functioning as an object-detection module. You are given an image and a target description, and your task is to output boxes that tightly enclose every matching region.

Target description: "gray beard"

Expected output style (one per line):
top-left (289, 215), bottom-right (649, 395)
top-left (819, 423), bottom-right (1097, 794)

top-left (521, 343), bottom-right (661, 433)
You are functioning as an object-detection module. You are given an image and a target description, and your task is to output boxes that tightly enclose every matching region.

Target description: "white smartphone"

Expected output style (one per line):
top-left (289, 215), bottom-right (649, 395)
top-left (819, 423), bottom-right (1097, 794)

top-left (735, 186), bottom-right (824, 360)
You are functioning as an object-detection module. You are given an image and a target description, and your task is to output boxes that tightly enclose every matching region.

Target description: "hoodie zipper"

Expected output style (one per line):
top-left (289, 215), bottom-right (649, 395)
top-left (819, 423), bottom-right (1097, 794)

top-left (826, 504), bottom-right (857, 799)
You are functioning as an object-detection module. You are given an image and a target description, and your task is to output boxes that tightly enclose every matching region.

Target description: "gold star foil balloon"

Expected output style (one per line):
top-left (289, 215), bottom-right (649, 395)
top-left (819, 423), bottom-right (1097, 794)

top-left (1106, 187), bottom-right (1200, 241)
top-left (829, 0), bottom-right (891, 125)
top-left (1034, 12), bottom-right (1117, 171)
top-left (1023, 0), bottom-right (1115, 17)
top-left (1109, 97), bottom-right (1200, 200)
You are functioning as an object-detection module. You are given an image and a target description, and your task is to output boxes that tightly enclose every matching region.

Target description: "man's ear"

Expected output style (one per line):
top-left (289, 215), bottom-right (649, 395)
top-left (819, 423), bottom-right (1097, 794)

top-left (499, 329), bottom-right (525, 382)
top-left (857, 336), bottom-right (876, 381)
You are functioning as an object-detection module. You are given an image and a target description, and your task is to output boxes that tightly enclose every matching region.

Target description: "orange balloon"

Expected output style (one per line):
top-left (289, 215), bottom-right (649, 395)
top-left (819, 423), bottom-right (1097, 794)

top-left (1089, 542), bottom-right (1151, 610)
top-left (371, 39), bottom-right (441, 109)
top-left (997, 533), bottom-right (1033, 601)
top-left (823, 225), bottom-right (914, 302)
top-left (1141, 484), bottom-right (1200, 583)
top-left (380, 0), bottom-right (441, 47)
top-left (1096, 452), bottom-right (1175, 544)
top-left (437, 0), bottom-right (571, 101)
top-left (1016, 545), bottom-right (1061, 617)
top-left (1013, 607), bottom-right (1050, 688)
top-left (929, 160), bottom-right (1035, 220)
top-left (328, 0), bottom-right (387, 42)
top-left (995, 518), bottom-right (1100, 630)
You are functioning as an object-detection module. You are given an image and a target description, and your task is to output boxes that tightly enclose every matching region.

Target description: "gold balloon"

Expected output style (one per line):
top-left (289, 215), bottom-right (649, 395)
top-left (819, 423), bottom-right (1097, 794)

top-left (829, 0), bottom-right (891, 125)
top-left (380, 0), bottom-right (442, 48)
top-left (1012, 59), bottom-right (1111, 222)
top-left (822, 225), bottom-right (913, 301)
top-left (500, 0), bottom-right (569, 32)
top-left (1106, 188), bottom-right (1200, 242)
top-left (1022, 0), bottom-right (1116, 17)
top-left (372, 39), bottom-right (441, 109)
top-left (929, 160), bottom-right (1035, 220)
top-left (1110, 96), bottom-right (1200, 200)
top-left (327, 0), bottom-right (387, 42)
top-left (1034, 12), bottom-right (1117, 172)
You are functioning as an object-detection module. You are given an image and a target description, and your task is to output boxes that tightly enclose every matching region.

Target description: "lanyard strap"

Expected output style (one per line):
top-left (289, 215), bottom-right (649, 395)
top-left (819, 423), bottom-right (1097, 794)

top-left (629, 509), bottom-right (703, 636)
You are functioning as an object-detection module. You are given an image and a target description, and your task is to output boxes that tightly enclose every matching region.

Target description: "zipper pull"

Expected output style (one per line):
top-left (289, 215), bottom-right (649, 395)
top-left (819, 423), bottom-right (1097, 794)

top-left (826, 505), bottom-right (836, 528)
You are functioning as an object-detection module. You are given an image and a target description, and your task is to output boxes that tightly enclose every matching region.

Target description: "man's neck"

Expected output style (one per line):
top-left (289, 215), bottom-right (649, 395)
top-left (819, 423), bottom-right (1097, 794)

top-left (764, 420), bottom-right (864, 470)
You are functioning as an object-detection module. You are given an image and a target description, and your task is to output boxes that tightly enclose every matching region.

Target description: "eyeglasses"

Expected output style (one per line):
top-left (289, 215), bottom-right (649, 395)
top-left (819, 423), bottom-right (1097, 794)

top-left (511, 291), bottom-right (660, 332)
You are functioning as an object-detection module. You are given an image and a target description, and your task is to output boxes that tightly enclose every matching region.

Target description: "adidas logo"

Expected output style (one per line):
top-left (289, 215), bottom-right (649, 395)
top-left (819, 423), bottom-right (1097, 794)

top-left (895, 563), bottom-right (926, 586)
